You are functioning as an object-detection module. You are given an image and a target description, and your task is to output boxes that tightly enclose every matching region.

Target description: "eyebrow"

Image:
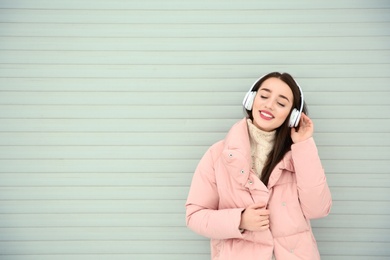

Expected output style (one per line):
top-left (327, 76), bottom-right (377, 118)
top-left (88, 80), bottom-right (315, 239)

top-left (260, 88), bottom-right (291, 102)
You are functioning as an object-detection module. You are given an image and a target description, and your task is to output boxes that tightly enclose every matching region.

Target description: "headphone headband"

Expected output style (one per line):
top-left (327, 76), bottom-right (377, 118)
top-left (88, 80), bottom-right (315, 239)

top-left (295, 81), bottom-right (304, 115)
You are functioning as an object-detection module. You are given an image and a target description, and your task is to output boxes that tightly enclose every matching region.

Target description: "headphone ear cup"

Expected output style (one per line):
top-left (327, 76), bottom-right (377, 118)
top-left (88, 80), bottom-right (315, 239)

top-left (243, 91), bottom-right (257, 110)
top-left (289, 108), bottom-right (301, 128)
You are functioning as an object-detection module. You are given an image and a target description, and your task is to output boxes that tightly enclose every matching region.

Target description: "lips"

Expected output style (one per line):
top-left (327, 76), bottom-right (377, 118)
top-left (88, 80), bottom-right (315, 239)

top-left (260, 110), bottom-right (274, 120)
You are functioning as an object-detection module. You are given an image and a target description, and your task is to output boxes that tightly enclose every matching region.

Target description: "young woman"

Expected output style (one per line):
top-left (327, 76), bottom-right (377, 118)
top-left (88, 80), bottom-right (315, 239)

top-left (185, 72), bottom-right (332, 260)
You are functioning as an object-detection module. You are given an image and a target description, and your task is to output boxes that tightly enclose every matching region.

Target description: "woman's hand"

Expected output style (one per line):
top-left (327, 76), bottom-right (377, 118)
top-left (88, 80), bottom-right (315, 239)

top-left (291, 112), bottom-right (314, 143)
top-left (239, 203), bottom-right (270, 232)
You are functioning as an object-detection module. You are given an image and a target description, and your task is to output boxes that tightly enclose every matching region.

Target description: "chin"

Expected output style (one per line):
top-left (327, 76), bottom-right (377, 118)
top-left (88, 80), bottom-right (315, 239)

top-left (255, 117), bottom-right (285, 131)
top-left (253, 121), bottom-right (273, 132)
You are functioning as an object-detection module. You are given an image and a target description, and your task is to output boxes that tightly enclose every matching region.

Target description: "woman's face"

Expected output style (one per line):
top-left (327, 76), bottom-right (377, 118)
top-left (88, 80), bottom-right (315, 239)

top-left (252, 77), bottom-right (294, 132)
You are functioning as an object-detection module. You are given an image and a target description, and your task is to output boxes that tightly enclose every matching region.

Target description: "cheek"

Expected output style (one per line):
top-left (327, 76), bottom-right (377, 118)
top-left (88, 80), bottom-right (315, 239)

top-left (252, 96), bottom-right (262, 109)
top-left (282, 109), bottom-right (291, 119)
top-left (278, 109), bottom-right (292, 124)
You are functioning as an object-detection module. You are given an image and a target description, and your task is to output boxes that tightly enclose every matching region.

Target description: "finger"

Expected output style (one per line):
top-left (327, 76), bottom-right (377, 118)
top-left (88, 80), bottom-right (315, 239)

top-left (300, 113), bottom-right (307, 125)
top-left (301, 113), bottom-right (312, 124)
top-left (247, 202), bottom-right (267, 210)
top-left (257, 220), bottom-right (270, 231)
top-left (256, 208), bottom-right (270, 216)
top-left (302, 115), bottom-right (314, 130)
top-left (291, 127), bottom-right (297, 135)
top-left (257, 209), bottom-right (270, 215)
top-left (258, 224), bottom-right (270, 231)
top-left (261, 219), bottom-right (270, 225)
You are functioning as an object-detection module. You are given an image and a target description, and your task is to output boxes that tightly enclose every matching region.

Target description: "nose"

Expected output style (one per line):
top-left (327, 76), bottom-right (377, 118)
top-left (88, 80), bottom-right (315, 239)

top-left (264, 98), bottom-right (275, 110)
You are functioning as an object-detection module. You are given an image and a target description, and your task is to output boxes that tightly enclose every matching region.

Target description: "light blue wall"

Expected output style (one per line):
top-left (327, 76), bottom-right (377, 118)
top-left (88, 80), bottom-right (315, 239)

top-left (0, 1), bottom-right (389, 259)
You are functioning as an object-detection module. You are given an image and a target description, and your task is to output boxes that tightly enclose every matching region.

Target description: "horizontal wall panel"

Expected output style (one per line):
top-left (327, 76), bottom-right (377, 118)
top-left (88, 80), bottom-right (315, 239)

top-left (0, 240), bottom-right (210, 255)
top-left (1, 119), bottom-right (389, 133)
top-left (1, 23), bottom-right (389, 38)
top-left (313, 228), bottom-right (390, 243)
top-left (1, 241), bottom-right (388, 255)
top-left (0, 105), bottom-right (388, 120)
top-left (0, 227), bottom-right (200, 241)
top-left (0, 146), bottom-right (388, 160)
top-left (0, 92), bottom-right (389, 106)
top-left (1, 37), bottom-right (389, 52)
top-left (0, 119), bottom-right (239, 132)
top-left (0, 200), bottom-right (186, 214)
top-left (0, 133), bottom-right (389, 146)
top-left (0, 172), bottom-right (192, 187)
top-left (312, 215), bottom-right (390, 229)
top-left (328, 187), bottom-right (390, 201)
top-left (1, 213), bottom-right (388, 229)
top-left (0, 187), bottom-right (190, 200)
top-left (1, 256), bottom-right (389, 260)
top-left (326, 173), bottom-right (390, 188)
top-left (0, 159), bottom-right (388, 174)
top-left (1, 9), bottom-right (390, 24)
top-left (0, 133), bottom-right (227, 146)
top-left (0, 227), bottom-right (388, 242)
top-left (2, 104), bottom-right (239, 119)
top-left (0, 200), bottom-right (387, 215)
top-left (0, 187), bottom-right (388, 201)
top-left (319, 242), bottom-right (390, 256)
top-left (331, 201), bottom-right (390, 215)
top-left (2, 50), bottom-right (390, 64)
top-left (1, 0), bottom-right (390, 9)
top-left (309, 104), bottom-right (390, 119)
top-left (321, 257), bottom-right (390, 260)
top-left (0, 159), bottom-right (198, 173)
top-left (0, 173), bottom-right (389, 188)
top-left (318, 146), bottom-right (390, 160)
top-left (0, 213), bottom-right (185, 228)
top-left (0, 78), bottom-right (389, 92)
top-left (314, 119), bottom-right (390, 133)
top-left (1, 64), bottom-right (389, 78)
top-left (320, 160), bottom-right (389, 174)
top-left (0, 255), bottom-right (210, 260)
top-left (3, 92), bottom-right (244, 105)
top-left (1, 146), bottom-right (208, 160)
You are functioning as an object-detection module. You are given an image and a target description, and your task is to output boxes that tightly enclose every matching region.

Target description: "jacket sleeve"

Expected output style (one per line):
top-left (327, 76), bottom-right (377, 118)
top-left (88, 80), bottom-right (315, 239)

top-left (291, 137), bottom-right (332, 219)
top-left (185, 146), bottom-right (245, 240)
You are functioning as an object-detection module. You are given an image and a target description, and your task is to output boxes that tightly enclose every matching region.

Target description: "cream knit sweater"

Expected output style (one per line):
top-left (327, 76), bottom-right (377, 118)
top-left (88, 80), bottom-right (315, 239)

top-left (247, 119), bottom-right (276, 178)
top-left (247, 119), bottom-right (277, 260)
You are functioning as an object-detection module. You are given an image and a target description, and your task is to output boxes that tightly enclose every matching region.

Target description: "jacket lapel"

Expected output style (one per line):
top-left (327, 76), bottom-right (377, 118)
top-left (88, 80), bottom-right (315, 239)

top-left (267, 151), bottom-right (295, 189)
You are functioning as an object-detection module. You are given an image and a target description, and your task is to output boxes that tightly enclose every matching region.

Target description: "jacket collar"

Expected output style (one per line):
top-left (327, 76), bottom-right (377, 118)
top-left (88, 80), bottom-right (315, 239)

top-left (220, 118), bottom-right (252, 187)
top-left (223, 118), bottom-right (295, 189)
top-left (223, 118), bottom-right (251, 162)
top-left (267, 151), bottom-right (294, 188)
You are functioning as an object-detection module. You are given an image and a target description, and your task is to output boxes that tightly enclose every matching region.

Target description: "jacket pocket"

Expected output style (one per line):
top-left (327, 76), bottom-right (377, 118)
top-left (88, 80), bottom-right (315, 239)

top-left (269, 183), bottom-right (309, 237)
top-left (274, 232), bottom-right (320, 260)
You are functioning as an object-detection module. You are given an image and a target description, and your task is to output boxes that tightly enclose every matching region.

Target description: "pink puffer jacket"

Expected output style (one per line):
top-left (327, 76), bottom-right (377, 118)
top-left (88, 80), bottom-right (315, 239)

top-left (186, 118), bottom-right (332, 260)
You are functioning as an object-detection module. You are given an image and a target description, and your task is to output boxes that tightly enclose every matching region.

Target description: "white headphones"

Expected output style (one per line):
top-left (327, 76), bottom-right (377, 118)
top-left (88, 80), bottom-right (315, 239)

top-left (243, 74), bottom-right (304, 128)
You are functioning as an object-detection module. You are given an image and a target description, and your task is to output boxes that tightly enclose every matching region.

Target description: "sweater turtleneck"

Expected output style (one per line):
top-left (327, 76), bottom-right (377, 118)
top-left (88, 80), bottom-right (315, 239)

top-left (246, 119), bottom-right (276, 178)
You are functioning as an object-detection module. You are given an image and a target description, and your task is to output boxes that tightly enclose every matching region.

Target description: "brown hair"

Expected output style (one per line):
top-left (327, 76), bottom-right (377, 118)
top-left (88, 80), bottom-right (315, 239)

top-left (244, 72), bottom-right (308, 186)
